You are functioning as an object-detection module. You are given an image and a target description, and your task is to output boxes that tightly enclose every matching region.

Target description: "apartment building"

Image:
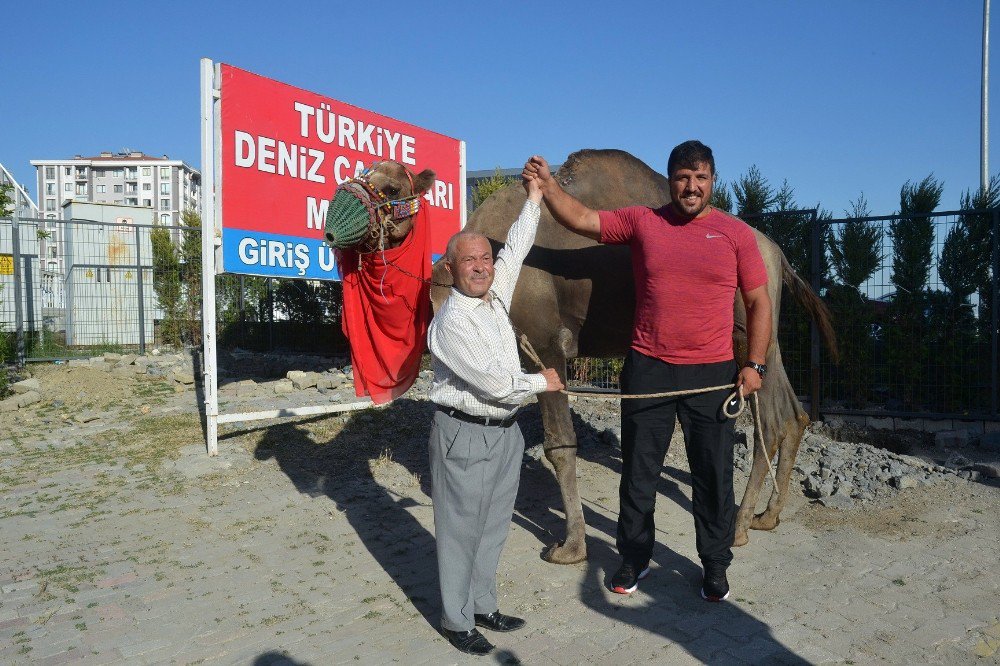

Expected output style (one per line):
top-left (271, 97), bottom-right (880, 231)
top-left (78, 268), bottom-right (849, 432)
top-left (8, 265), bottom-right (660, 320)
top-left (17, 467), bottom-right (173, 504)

top-left (31, 150), bottom-right (200, 225)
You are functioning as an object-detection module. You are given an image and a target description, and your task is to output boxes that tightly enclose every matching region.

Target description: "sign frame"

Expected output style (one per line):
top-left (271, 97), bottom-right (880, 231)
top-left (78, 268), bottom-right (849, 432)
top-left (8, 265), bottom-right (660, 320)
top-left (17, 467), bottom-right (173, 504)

top-left (199, 59), bottom-right (466, 455)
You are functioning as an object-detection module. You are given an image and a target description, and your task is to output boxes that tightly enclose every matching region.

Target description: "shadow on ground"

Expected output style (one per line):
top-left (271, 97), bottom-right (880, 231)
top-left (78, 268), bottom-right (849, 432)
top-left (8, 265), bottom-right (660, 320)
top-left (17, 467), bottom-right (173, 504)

top-left (243, 397), bottom-right (801, 663)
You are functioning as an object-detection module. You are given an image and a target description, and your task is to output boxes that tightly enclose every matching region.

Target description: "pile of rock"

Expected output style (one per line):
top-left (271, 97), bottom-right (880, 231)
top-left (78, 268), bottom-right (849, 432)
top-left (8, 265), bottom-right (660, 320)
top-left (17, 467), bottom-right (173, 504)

top-left (732, 421), bottom-right (1000, 510)
top-left (0, 377), bottom-right (41, 412)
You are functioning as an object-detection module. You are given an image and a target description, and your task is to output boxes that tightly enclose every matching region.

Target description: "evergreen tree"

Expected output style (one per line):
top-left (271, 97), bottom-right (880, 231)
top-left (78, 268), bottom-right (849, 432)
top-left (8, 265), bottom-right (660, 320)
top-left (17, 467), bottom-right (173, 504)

top-left (931, 176), bottom-right (1000, 412)
top-left (471, 168), bottom-right (515, 210)
top-left (888, 174), bottom-right (942, 409)
top-left (711, 180), bottom-right (733, 213)
top-left (827, 193), bottom-right (883, 407)
top-left (957, 175), bottom-right (1000, 339)
top-left (829, 194), bottom-right (882, 291)
top-left (0, 182), bottom-right (13, 218)
top-left (151, 215), bottom-right (183, 346)
top-left (733, 165), bottom-right (776, 218)
top-left (180, 209), bottom-right (202, 344)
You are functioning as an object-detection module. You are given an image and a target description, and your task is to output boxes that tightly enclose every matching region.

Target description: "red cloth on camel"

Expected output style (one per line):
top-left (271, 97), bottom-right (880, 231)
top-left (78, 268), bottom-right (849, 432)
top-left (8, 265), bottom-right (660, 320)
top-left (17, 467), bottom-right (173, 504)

top-left (337, 206), bottom-right (431, 404)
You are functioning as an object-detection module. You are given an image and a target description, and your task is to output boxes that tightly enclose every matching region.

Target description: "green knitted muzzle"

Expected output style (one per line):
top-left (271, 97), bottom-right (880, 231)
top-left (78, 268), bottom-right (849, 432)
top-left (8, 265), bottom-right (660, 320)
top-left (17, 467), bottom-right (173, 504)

top-left (324, 188), bottom-right (372, 250)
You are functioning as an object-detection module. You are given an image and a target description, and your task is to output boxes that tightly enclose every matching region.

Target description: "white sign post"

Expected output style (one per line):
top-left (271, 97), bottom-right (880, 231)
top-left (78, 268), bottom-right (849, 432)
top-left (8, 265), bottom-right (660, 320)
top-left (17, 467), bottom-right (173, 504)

top-left (198, 58), bottom-right (465, 455)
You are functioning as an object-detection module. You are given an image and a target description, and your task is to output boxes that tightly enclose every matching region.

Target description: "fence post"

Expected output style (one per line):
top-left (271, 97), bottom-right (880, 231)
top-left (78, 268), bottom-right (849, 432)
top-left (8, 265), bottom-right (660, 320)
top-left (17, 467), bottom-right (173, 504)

top-left (238, 274), bottom-right (245, 347)
top-left (267, 277), bottom-right (274, 351)
top-left (11, 210), bottom-right (25, 365)
top-left (992, 209), bottom-right (999, 416)
top-left (809, 210), bottom-right (821, 422)
top-left (135, 223), bottom-right (146, 356)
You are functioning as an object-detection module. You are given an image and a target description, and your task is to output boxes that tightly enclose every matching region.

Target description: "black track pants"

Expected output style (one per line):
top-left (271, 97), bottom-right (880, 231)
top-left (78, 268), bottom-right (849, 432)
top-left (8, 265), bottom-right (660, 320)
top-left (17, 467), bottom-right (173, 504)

top-left (616, 349), bottom-right (738, 569)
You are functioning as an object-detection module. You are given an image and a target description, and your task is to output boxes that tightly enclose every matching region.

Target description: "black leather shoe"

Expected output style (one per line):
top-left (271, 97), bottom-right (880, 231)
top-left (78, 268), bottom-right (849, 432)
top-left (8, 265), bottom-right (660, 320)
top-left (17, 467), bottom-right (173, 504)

top-left (474, 610), bottom-right (526, 632)
top-left (441, 627), bottom-right (495, 656)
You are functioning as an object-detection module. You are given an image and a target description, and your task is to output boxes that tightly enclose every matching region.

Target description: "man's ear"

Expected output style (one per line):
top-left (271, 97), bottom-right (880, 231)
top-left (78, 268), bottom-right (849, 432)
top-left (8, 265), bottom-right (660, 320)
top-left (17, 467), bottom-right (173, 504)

top-left (412, 169), bottom-right (436, 195)
top-left (443, 260), bottom-right (453, 278)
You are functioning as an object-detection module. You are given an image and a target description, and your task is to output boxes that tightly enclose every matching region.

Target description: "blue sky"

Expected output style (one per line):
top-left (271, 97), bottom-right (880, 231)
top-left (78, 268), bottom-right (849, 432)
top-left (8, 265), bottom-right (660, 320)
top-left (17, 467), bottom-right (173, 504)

top-left (2, 1), bottom-right (994, 217)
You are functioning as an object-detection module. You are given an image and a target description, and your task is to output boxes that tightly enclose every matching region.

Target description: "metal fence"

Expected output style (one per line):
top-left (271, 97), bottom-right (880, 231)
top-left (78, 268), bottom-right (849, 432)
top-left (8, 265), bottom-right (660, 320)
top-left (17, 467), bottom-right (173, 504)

top-left (0, 215), bottom-right (349, 363)
top-left (815, 207), bottom-right (998, 420)
top-left (4, 208), bottom-right (998, 421)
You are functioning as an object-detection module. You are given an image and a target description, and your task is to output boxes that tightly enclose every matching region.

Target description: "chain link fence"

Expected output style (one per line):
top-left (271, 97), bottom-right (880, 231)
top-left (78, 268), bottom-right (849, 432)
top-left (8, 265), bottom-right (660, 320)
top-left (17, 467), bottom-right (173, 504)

top-left (3, 208), bottom-right (998, 420)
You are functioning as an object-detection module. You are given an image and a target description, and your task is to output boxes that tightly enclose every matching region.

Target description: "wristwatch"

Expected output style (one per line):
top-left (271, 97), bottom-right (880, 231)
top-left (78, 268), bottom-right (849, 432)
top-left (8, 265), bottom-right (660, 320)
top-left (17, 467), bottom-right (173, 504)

top-left (744, 361), bottom-right (767, 378)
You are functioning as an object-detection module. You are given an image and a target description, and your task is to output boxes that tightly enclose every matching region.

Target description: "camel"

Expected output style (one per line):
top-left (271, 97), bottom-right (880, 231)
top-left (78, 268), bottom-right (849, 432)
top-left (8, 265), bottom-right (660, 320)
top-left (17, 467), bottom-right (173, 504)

top-left (428, 149), bottom-right (835, 564)
top-left (324, 152), bottom-right (835, 565)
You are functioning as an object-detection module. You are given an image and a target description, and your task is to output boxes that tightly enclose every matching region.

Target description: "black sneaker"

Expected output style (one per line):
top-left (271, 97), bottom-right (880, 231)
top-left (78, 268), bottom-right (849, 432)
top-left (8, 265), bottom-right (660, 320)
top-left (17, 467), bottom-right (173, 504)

top-left (700, 563), bottom-right (730, 601)
top-left (610, 561), bottom-right (650, 594)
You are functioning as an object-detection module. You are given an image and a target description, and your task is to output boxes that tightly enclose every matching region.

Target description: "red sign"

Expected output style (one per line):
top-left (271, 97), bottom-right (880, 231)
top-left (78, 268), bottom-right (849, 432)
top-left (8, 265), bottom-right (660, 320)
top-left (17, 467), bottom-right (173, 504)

top-left (218, 63), bottom-right (463, 279)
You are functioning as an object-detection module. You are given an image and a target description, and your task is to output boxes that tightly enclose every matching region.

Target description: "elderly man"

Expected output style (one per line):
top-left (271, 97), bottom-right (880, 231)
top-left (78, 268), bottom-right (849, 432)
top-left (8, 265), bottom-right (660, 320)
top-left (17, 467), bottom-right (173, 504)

top-left (524, 140), bottom-right (771, 602)
top-left (428, 174), bottom-right (563, 656)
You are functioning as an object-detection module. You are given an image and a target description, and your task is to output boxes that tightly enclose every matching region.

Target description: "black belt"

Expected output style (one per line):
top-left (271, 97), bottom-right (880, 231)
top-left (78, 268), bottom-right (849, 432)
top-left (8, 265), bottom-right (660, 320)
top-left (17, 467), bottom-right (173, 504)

top-left (437, 406), bottom-right (518, 428)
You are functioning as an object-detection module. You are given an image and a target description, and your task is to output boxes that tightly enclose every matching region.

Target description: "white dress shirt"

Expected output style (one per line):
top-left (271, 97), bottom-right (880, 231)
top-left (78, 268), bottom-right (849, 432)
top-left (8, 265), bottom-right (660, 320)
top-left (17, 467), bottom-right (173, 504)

top-left (428, 200), bottom-right (548, 418)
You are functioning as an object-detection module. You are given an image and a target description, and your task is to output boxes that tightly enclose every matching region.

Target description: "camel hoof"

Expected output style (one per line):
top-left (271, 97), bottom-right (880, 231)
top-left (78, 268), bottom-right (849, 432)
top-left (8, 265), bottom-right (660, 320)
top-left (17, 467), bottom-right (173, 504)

top-left (750, 513), bottom-right (780, 531)
top-left (542, 541), bottom-right (587, 565)
top-left (732, 530), bottom-right (749, 547)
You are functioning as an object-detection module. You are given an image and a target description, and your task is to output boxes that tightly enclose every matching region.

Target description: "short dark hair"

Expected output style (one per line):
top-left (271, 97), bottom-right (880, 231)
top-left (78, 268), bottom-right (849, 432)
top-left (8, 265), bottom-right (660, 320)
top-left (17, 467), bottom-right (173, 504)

top-left (667, 140), bottom-right (715, 177)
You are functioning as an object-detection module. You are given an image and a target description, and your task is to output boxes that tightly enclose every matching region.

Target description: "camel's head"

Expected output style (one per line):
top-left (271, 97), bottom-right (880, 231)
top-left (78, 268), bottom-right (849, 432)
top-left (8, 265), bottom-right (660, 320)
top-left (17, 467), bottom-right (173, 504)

top-left (324, 161), bottom-right (435, 253)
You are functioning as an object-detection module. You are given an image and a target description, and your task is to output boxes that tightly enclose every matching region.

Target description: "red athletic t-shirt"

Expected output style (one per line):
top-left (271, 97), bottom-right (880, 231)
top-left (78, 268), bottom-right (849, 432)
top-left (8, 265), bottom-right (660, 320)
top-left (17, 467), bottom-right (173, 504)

top-left (599, 205), bottom-right (768, 364)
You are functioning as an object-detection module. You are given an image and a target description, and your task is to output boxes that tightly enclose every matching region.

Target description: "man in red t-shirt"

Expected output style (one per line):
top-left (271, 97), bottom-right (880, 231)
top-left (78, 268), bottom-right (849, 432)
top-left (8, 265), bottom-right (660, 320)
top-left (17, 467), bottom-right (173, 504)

top-left (523, 141), bottom-right (772, 602)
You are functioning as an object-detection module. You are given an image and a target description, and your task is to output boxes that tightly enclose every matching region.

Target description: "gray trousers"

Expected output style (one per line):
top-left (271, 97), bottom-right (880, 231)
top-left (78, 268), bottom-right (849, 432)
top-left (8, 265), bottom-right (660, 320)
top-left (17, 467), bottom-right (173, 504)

top-left (428, 409), bottom-right (524, 632)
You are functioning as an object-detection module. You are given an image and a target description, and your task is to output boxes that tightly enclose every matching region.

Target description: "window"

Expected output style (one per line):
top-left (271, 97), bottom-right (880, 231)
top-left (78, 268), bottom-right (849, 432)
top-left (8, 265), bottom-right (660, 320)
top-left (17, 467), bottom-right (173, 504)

top-left (126, 184), bottom-right (137, 194)
top-left (160, 199), bottom-right (171, 210)
top-left (64, 183), bottom-right (72, 192)
top-left (143, 199), bottom-right (152, 207)
top-left (160, 213), bottom-right (170, 224)
top-left (45, 166), bottom-right (55, 179)
top-left (96, 185), bottom-right (106, 194)
top-left (125, 198), bottom-right (138, 205)
top-left (142, 167), bottom-right (151, 177)
top-left (49, 248), bottom-right (57, 258)
top-left (64, 167), bottom-right (71, 176)
top-left (76, 184), bottom-right (87, 195)
top-left (112, 168), bottom-right (122, 178)
top-left (45, 183), bottom-right (55, 195)
top-left (95, 169), bottom-right (104, 178)
top-left (113, 185), bottom-right (123, 193)
top-left (160, 183), bottom-right (170, 194)
top-left (125, 168), bottom-right (137, 179)
top-left (160, 166), bottom-right (170, 178)
top-left (142, 183), bottom-right (151, 191)
top-left (46, 199), bottom-right (56, 211)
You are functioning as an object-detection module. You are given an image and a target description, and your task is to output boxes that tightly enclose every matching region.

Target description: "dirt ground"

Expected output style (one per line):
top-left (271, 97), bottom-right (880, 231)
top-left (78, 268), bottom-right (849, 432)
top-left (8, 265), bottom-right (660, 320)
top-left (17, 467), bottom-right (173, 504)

top-left (1, 362), bottom-right (998, 664)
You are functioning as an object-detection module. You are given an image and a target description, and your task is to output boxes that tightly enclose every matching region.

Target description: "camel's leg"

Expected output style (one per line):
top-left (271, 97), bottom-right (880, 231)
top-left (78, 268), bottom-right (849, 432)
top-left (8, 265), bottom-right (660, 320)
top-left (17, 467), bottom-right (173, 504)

top-left (537, 388), bottom-right (587, 564)
top-left (733, 397), bottom-right (777, 547)
top-left (750, 415), bottom-right (807, 531)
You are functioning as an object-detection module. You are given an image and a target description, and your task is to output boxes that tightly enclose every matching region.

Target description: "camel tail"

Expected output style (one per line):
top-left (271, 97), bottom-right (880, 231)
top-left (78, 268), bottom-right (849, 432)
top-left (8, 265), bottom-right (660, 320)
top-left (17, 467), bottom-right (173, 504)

top-left (780, 253), bottom-right (839, 364)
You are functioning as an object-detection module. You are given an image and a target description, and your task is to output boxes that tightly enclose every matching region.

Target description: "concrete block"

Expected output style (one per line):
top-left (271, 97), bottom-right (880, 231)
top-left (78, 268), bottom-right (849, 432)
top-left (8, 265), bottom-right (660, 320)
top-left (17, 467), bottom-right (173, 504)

top-left (893, 417), bottom-right (924, 431)
top-left (953, 420), bottom-right (985, 436)
top-left (16, 391), bottom-right (40, 408)
top-left (981, 431), bottom-right (1000, 451)
top-left (923, 419), bottom-right (955, 433)
top-left (10, 378), bottom-right (40, 394)
top-left (170, 370), bottom-right (196, 385)
top-left (866, 416), bottom-right (894, 430)
top-left (935, 430), bottom-right (971, 448)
